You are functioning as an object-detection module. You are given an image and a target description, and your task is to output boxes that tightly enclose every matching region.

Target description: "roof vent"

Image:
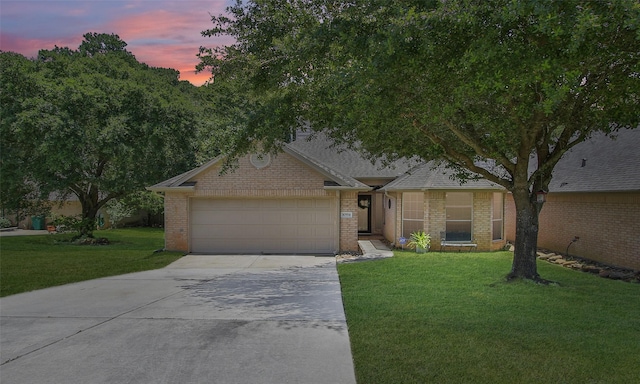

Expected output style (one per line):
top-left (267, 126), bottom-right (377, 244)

top-left (581, 158), bottom-right (587, 167)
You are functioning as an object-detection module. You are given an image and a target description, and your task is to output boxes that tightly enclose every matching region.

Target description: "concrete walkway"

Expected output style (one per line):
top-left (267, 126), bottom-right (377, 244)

top-left (0, 229), bottom-right (49, 237)
top-left (0, 256), bottom-right (356, 384)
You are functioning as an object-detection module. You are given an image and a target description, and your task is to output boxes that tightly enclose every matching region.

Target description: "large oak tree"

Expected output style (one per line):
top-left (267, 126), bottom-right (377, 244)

top-left (1, 33), bottom-right (208, 236)
top-left (198, 0), bottom-right (640, 281)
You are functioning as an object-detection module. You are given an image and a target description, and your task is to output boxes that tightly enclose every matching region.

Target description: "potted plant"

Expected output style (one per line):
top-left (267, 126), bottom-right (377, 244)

top-left (408, 231), bottom-right (431, 253)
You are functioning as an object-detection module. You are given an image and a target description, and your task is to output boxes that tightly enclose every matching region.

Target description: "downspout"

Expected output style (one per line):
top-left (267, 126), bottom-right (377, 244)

top-left (565, 236), bottom-right (579, 257)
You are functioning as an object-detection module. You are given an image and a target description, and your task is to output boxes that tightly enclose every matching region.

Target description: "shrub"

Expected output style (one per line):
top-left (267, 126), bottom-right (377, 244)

top-left (0, 217), bottom-right (12, 228)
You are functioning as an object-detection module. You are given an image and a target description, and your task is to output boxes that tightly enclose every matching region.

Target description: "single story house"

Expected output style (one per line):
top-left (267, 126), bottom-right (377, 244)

top-left (505, 128), bottom-right (640, 270)
top-left (149, 134), bottom-right (507, 254)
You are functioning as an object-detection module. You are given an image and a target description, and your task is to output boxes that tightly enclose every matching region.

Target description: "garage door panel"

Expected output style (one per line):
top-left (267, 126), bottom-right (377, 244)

top-left (315, 211), bottom-right (333, 222)
top-left (192, 225), bottom-right (245, 240)
top-left (190, 198), bottom-right (336, 254)
top-left (312, 226), bottom-right (334, 237)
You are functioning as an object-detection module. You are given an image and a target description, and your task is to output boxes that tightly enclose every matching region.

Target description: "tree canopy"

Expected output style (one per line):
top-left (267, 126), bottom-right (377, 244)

top-left (1, 33), bottom-right (216, 236)
top-left (199, 0), bottom-right (640, 281)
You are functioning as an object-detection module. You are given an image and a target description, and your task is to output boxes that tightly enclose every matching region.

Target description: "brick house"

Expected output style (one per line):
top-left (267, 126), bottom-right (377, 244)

top-left (505, 128), bottom-right (640, 270)
top-left (149, 134), bottom-right (506, 254)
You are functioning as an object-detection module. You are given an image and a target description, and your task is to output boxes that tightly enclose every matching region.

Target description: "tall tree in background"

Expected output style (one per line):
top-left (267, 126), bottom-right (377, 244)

top-left (0, 52), bottom-right (49, 222)
top-left (1, 33), bottom-right (207, 237)
top-left (199, 0), bottom-right (640, 281)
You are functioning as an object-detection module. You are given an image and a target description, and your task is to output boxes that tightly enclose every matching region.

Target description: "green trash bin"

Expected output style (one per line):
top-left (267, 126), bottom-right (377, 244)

top-left (31, 215), bottom-right (45, 230)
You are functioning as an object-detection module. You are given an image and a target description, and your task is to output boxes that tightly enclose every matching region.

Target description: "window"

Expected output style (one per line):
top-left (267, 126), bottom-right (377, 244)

top-left (492, 192), bottom-right (504, 241)
top-left (402, 192), bottom-right (424, 238)
top-left (445, 192), bottom-right (472, 241)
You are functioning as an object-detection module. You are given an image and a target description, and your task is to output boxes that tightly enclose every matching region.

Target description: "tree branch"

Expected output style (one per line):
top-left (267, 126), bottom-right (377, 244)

top-left (417, 124), bottom-right (513, 189)
top-left (441, 119), bottom-right (515, 173)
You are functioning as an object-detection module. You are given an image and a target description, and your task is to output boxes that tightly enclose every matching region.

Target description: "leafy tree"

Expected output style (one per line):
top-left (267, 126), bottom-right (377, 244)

top-left (0, 51), bottom-right (51, 223)
top-left (1, 33), bottom-right (205, 237)
top-left (79, 32), bottom-right (128, 55)
top-left (199, 0), bottom-right (640, 281)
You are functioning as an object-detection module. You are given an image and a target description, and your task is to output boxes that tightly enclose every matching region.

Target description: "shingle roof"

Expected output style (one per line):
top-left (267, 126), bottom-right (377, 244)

top-left (147, 156), bottom-right (224, 191)
top-left (287, 133), bottom-right (415, 179)
top-left (282, 145), bottom-right (370, 189)
top-left (149, 128), bottom-right (639, 193)
top-left (381, 161), bottom-right (503, 191)
top-left (549, 128), bottom-right (640, 193)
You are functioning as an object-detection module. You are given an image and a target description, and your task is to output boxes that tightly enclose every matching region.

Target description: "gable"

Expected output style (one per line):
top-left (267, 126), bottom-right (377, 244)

top-left (193, 152), bottom-right (329, 192)
top-left (148, 149), bottom-right (371, 194)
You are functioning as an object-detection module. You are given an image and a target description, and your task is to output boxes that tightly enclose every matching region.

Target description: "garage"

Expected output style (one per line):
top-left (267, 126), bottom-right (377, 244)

top-left (190, 198), bottom-right (338, 254)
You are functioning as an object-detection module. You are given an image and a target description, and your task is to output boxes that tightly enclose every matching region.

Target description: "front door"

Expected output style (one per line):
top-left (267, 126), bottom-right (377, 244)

top-left (358, 195), bottom-right (372, 234)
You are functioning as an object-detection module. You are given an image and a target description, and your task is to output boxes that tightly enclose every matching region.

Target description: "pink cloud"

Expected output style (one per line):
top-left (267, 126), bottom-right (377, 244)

top-left (180, 70), bottom-right (213, 86)
top-left (104, 8), bottom-right (231, 85)
top-left (0, 1), bottom-right (233, 85)
top-left (0, 33), bottom-right (82, 58)
top-left (132, 43), bottom-right (210, 84)
top-left (108, 10), bottom-right (206, 40)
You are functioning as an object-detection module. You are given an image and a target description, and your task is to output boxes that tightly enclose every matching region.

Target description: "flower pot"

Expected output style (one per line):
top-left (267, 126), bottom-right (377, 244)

top-left (416, 245), bottom-right (429, 254)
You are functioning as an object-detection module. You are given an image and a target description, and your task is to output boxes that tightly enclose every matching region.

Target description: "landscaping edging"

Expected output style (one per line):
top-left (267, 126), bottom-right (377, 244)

top-left (536, 250), bottom-right (640, 283)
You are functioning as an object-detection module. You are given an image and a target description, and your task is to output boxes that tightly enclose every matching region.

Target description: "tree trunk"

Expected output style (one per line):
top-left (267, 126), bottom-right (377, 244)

top-left (79, 198), bottom-right (99, 238)
top-left (507, 189), bottom-right (543, 282)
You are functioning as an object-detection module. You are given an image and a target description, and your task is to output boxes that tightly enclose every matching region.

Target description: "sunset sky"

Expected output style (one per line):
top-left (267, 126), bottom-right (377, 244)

top-left (0, 0), bottom-right (236, 85)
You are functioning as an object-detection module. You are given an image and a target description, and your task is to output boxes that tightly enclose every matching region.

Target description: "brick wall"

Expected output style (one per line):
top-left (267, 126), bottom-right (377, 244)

top-left (195, 154), bottom-right (331, 195)
top-left (340, 191), bottom-right (359, 252)
top-left (473, 192), bottom-right (492, 250)
top-left (164, 192), bottom-right (189, 251)
top-left (505, 192), bottom-right (640, 270)
top-left (163, 153), bottom-right (343, 252)
top-left (427, 191), bottom-right (447, 248)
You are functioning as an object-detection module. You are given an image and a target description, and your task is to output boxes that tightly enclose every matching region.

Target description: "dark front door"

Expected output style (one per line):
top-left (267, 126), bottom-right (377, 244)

top-left (358, 195), bottom-right (372, 233)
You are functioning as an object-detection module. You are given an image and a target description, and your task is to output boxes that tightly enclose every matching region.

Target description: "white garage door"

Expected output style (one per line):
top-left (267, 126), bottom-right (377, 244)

top-left (190, 198), bottom-right (337, 254)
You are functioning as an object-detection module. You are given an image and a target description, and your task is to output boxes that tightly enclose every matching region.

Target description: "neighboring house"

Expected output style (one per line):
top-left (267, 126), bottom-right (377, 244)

top-left (4, 192), bottom-right (151, 230)
top-left (149, 134), bottom-right (507, 255)
top-left (505, 128), bottom-right (640, 271)
top-left (2, 194), bottom-right (83, 230)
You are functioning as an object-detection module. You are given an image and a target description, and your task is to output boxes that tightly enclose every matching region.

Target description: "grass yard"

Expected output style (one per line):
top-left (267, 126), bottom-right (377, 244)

top-left (338, 251), bottom-right (640, 384)
top-left (0, 228), bottom-right (184, 297)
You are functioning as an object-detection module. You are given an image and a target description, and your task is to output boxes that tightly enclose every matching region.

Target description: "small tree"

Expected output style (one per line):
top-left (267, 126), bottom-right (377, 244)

top-left (104, 199), bottom-right (136, 229)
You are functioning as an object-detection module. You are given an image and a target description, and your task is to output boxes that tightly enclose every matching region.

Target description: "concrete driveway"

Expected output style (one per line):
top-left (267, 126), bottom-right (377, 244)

top-left (0, 255), bottom-right (356, 384)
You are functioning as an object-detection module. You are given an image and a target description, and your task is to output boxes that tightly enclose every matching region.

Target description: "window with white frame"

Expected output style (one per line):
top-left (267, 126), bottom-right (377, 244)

top-left (445, 192), bottom-right (472, 241)
top-left (402, 192), bottom-right (424, 239)
top-left (492, 192), bottom-right (504, 241)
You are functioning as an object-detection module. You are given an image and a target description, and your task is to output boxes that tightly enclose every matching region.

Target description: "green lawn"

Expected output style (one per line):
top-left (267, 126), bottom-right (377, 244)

top-left (0, 228), bottom-right (184, 297)
top-left (338, 251), bottom-right (640, 384)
